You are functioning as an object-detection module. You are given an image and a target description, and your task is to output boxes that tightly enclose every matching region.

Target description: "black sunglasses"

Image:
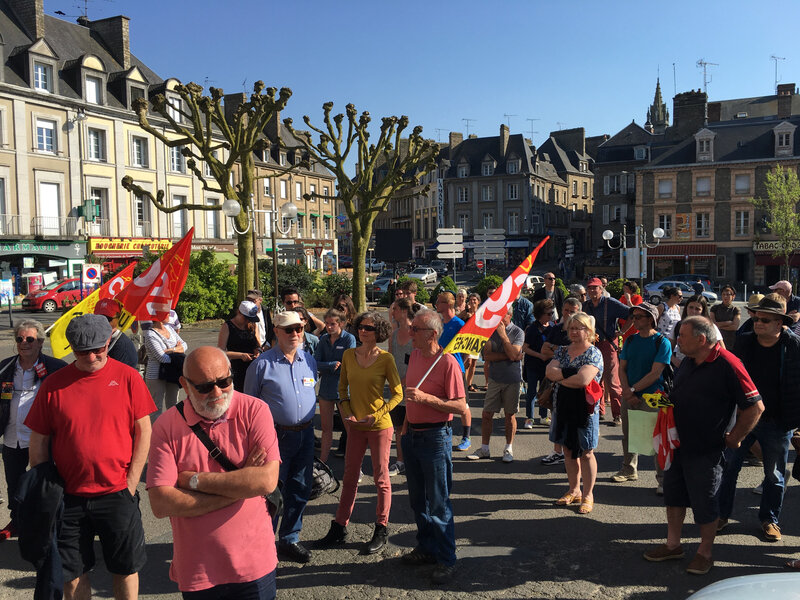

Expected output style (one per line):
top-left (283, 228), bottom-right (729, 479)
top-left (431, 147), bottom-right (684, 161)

top-left (186, 375), bottom-right (234, 394)
top-left (358, 324), bottom-right (377, 332)
top-left (15, 336), bottom-right (38, 343)
top-left (752, 316), bottom-right (780, 324)
top-left (74, 346), bottom-right (107, 357)
top-left (281, 325), bottom-right (304, 334)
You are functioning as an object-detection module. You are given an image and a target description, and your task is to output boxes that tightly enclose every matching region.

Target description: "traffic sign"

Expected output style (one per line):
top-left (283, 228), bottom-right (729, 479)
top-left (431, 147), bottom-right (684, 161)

top-left (476, 260), bottom-right (484, 270)
top-left (437, 252), bottom-right (463, 260)
top-left (314, 246), bottom-right (323, 258)
top-left (82, 263), bottom-right (102, 284)
top-left (437, 243), bottom-right (464, 253)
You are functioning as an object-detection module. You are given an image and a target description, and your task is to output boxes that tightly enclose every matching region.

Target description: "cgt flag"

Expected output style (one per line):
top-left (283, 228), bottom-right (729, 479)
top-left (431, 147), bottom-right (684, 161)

top-left (115, 228), bottom-right (194, 322)
top-left (48, 263), bottom-right (137, 359)
top-left (443, 237), bottom-right (549, 357)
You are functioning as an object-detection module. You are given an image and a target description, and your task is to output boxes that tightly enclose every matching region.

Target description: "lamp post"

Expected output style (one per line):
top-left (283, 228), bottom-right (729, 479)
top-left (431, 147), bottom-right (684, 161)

top-left (602, 225), bottom-right (664, 289)
top-left (602, 224), bottom-right (627, 281)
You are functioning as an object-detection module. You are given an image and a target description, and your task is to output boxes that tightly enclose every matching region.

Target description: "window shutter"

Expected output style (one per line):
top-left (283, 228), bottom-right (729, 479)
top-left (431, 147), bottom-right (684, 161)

top-left (602, 205), bottom-right (609, 225)
top-left (620, 174), bottom-right (628, 194)
top-left (620, 204), bottom-right (628, 222)
top-left (603, 176), bottom-right (610, 195)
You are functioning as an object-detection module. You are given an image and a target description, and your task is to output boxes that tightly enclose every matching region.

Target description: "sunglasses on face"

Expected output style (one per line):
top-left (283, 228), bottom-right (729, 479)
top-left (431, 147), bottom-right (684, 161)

top-left (284, 299), bottom-right (301, 306)
top-left (186, 375), bottom-right (234, 394)
top-left (281, 325), bottom-right (304, 334)
top-left (545, 276), bottom-right (555, 280)
top-left (74, 346), bottom-right (107, 357)
top-left (358, 324), bottom-right (377, 332)
top-left (410, 325), bottom-right (432, 333)
top-left (753, 317), bottom-right (780, 324)
top-left (16, 336), bottom-right (38, 343)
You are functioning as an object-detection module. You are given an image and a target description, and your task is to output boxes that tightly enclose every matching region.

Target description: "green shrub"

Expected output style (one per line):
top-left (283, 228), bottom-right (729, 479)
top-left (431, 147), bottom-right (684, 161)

top-left (430, 276), bottom-right (458, 305)
top-left (175, 249), bottom-right (237, 323)
top-left (476, 275), bottom-right (504, 300)
top-left (257, 260), bottom-right (314, 303)
top-left (306, 272), bottom-right (353, 307)
top-left (605, 278), bottom-right (625, 299)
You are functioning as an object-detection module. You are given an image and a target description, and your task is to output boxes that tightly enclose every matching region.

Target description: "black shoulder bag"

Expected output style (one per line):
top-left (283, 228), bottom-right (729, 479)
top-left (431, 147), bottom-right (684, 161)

top-left (175, 402), bottom-right (283, 518)
top-left (656, 334), bottom-right (674, 396)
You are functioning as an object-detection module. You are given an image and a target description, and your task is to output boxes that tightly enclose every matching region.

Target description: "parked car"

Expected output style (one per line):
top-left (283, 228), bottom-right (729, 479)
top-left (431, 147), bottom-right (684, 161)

top-left (643, 280), bottom-right (718, 305)
top-left (687, 573), bottom-right (800, 599)
top-left (22, 277), bottom-right (88, 312)
top-left (369, 277), bottom-right (393, 301)
top-left (429, 260), bottom-right (449, 278)
top-left (338, 255), bottom-right (353, 268)
top-left (525, 275), bottom-right (545, 291)
top-left (366, 258), bottom-right (385, 272)
top-left (670, 273), bottom-right (714, 289)
top-left (407, 267), bottom-right (437, 285)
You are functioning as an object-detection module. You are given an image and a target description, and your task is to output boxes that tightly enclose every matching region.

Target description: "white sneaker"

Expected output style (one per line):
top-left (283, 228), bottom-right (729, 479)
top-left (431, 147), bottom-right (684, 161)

top-left (502, 449), bottom-right (514, 463)
top-left (541, 452), bottom-right (565, 466)
top-left (523, 419), bottom-right (534, 430)
top-left (467, 447), bottom-right (491, 460)
top-left (388, 461), bottom-right (405, 476)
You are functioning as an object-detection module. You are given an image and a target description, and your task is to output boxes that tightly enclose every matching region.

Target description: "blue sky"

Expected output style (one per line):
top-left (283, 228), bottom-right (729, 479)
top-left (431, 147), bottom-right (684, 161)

top-left (49, 0), bottom-right (797, 148)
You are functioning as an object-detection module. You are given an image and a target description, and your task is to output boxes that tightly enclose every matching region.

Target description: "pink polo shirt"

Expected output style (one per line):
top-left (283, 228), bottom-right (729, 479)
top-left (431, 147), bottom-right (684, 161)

top-left (405, 350), bottom-right (465, 423)
top-left (146, 391), bottom-right (280, 592)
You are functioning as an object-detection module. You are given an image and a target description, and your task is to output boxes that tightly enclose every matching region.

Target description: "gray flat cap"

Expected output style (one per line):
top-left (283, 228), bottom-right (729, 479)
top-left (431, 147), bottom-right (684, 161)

top-left (66, 314), bottom-right (112, 351)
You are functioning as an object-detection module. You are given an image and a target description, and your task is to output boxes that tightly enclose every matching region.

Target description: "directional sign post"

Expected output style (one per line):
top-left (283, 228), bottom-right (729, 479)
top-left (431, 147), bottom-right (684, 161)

top-left (473, 228), bottom-right (506, 274)
top-left (437, 228), bottom-right (464, 281)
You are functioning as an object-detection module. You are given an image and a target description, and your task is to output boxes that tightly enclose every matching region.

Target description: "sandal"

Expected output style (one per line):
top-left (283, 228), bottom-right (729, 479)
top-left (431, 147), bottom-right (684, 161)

top-left (556, 492), bottom-right (581, 506)
top-left (578, 496), bottom-right (594, 514)
top-left (785, 559), bottom-right (800, 570)
top-left (468, 385), bottom-right (478, 392)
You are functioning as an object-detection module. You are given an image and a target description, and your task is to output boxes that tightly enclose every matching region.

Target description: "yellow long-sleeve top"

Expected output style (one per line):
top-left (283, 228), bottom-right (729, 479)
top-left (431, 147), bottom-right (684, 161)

top-left (338, 348), bottom-right (403, 431)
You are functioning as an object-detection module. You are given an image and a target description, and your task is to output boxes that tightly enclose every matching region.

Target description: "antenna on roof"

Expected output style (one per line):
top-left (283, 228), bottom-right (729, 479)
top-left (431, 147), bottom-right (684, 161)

top-left (242, 78), bottom-right (248, 93)
top-left (462, 118), bottom-right (476, 136)
top-left (696, 58), bottom-right (718, 96)
top-left (434, 128), bottom-right (446, 143)
top-left (673, 62), bottom-right (677, 97)
top-left (771, 55), bottom-right (786, 93)
top-left (526, 117), bottom-right (540, 140)
top-left (203, 77), bottom-right (216, 89)
top-left (503, 114), bottom-right (517, 129)
top-left (556, 122), bottom-right (566, 130)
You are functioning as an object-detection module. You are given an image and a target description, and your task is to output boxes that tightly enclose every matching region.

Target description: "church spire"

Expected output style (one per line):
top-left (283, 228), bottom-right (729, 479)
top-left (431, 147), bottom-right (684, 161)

top-left (646, 78), bottom-right (670, 134)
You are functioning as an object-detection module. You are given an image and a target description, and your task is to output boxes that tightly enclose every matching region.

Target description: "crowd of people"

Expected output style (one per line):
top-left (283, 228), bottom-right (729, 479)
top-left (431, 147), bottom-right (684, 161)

top-left (0, 273), bottom-right (799, 598)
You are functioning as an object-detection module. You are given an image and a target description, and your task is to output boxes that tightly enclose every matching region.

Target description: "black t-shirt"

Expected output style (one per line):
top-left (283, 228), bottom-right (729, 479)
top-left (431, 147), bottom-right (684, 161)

top-left (524, 322), bottom-right (553, 375)
top-left (108, 330), bottom-right (138, 369)
top-left (745, 340), bottom-right (781, 419)
top-left (546, 324), bottom-right (571, 348)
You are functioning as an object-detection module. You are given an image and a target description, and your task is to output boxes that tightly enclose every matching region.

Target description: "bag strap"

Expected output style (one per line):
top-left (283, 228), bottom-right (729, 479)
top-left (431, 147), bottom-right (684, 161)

top-left (175, 402), bottom-right (239, 472)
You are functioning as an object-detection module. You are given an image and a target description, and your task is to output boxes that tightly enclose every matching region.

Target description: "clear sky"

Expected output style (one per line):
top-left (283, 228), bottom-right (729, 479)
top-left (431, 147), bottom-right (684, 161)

top-left (48, 0), bottom-right (798, 148)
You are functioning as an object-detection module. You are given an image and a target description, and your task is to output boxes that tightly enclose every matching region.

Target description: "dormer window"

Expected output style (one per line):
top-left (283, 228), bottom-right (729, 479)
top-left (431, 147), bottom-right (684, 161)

top-left (481, 162), bottom-right (494, 176)
top-left (33, 62), bottom-right (52, 93)
top-left (774, 122), bottom-right (796, 157)
top-left (85, 76), bottom-right (102, 104)
top-left (167, 96), bottom-right (182, 122)
top-left (634, 146), bottom-right (646, 160)
top-left (694, 128), bottom-right (715, 162)
top-left (507, 160), bottom-right (519, 174)
top-left (457, 164), bottom-right (469, 178)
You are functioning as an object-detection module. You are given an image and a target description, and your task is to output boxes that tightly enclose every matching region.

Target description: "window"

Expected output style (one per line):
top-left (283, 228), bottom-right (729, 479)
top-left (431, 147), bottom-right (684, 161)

top-left (634, 147), bottom-right (646, 160)
top-left (132, 136), bottom-right (148, 168)
top-left (457, 186), bottom-right (469, 203)
top-left (778, 133), bottom-right (791, 147)
top-left (85, 76), bottom-right (101, 104)
top-left (262, 179), bottom-right (271, 197)
top-left (658, 179), bottom-right (673, 198)
top-left (170, 146), bottom-right (186, 173)
top-left (0, 178), bottom-right (6, 232)
top-left (88, 188), bottom-right (106, 222)
top-left (280, 180), bottom-right (287, 199)
top-left (172, 195), bottom-right (188, 237)
top-left (309, 184), bottom-right (316, 202)
top-left (323, 186), bottom-right (330, 203)
top-left (482, 163), bottom-right (493, 176)
top-left (735, 211), bottom-right (750, 236)
top-left (658, 214), bottom-right (672, 238)
top-left (457, 164), bottom-right (468, 178)
top-left (696, 213), bottom-right (710, 238)
top-left (87, 128), bottom-right (106, 161)
top-left (279, 153), bottom-right (287, 166)
top-left (507, 183), bottom-right (519, 200)
top-left (695, 176), bottom-right (711, 197)
top-left (612, 204), bottom-right (627, 223)
top-left (129, 86), bottom-right (145, 107)
top-left (507, 160), bottom-right (518, 174)
top-left (572, 181), bottom-right (578, 196)
top-left (310, 215), bottom-right (318, 236)
top-left (734, 174), bottom-right (750, 195)
top-left (482, 212), bottom-right (493, 229)
top-left (295, 182), bottom-right (302, 201)
top-left (582, 181), bottom-right (588, 197)
top-left (508, 211), bottom-right (519, 234)
top-left (167, 97), bottom-right (182, 122)
top-left (36, 118), bottom-right (56, 152)
top-left (607, 174), bottom-right (621, 194)
top-left (481, 186), bottom-right (493, 202)
top-left (206, 199), bottom-right (219, 238)
top-left (133, 193), bottom-right (149, 236)
top-left (33, 62), bottom-right (52, 92)
top-left (698, 139), bottom-right (710, 153)
top-left (38, 182), bottom-right (60, 235)
top-left (579, 161), bottom-right (588, 172)
top-left (458, 213), bottom-right (469, 231)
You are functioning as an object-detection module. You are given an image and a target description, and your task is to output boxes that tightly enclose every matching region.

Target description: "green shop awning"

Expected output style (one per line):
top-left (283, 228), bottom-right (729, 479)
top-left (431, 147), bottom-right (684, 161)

top-left (214, 251), bottom-right (238, 265)
top-left (296, 211), bottom-right (305, 216)
top-left (310, 212), bottom-right (320, 217)
top-left (323, 214), bottom-right (333, 219)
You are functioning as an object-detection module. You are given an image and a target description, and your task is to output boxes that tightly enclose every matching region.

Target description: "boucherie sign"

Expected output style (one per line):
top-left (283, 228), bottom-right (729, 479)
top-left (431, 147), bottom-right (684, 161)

top-left (88, 237), bottom-right (173, 256)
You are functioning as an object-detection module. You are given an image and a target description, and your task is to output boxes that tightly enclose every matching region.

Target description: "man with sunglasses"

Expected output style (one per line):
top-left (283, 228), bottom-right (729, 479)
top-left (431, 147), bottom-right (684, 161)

top-left (281, 287), bottom-right (324, 333)
top-left (147, 346), bottom-right (281, 598)
top-left (26, 314), bottom-right (155, 599)
top-left (718, 294), bottom-right (800, 544)
top-left (245, 311), bottom-right (317, 564)
top-left (532, 273), bottom-right (565, 321)
top-left (0, 320), bottom-right (67, 541)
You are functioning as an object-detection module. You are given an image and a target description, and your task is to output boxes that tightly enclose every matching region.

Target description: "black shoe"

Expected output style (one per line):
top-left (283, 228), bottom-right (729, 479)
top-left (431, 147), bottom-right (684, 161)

top-left (364, 523), bottom-right (388, 555)
top-left (277, 541), bottom-right (312, 563)
top-left (401, 547), bottom-right (437, 565)
top-left (315, 520), bottom-right (347, 548)
top-left (431, 562), bottom-right (457, 584)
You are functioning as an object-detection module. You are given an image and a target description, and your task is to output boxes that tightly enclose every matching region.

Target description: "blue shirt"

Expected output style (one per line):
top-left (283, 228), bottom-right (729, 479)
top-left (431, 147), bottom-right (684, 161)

top-left (243, 346), bottom-right (318, 426)
top-left (439, 315), bottom-right (465, 372)
top-left (619, 332), bottom-right (672, 394)
top-left (512, 297), bottom-right (535, 331)
top-left (583, 296), bottom-right (630, 344)
top-left (314, 330), bottom-right (356, 400)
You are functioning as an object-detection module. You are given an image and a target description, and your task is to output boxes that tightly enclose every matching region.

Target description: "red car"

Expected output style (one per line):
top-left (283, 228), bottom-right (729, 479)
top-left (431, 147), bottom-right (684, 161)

top-left (22, 278), bottom-right (87, 312)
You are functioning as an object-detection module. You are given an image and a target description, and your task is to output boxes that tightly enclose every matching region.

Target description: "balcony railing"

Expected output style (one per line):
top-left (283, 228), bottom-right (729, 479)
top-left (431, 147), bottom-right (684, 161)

top-left (0, 215), bottom-right (20, 237)
top-left (133, 221), bottom-right (152, 237)
top-left (86, 218), bottom-right (110, 237)
top-left (31, 216), bottom-right (78, 237)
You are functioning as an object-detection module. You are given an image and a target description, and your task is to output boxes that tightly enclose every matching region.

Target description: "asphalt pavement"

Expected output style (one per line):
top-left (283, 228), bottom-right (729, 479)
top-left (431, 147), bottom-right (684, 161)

top-left (0, 311), bottom-right (796, 599)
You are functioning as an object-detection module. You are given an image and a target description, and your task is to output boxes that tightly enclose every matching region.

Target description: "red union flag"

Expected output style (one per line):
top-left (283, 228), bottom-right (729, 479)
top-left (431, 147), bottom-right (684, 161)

top-left (115, 228), bottom-right (194, 322)
top-left (443, 236), bottom-right (549, 357)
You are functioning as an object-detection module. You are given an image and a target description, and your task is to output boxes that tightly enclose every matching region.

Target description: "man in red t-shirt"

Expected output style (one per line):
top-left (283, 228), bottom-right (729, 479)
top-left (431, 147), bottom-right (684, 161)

top-left (26, 314), bottom-right (155, 600)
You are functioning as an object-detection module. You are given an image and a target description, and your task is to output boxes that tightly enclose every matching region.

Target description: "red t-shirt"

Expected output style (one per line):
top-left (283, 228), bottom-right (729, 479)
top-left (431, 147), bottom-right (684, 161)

top-left (25, 359), bottom-right (156, 496)
top-left (405, 350), bottom-right (465, 423)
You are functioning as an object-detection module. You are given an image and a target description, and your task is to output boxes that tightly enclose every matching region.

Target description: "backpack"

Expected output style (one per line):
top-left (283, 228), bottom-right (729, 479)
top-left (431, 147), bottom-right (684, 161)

top-left (656, 333), bottom-right (674, 396)
top-left (309, 458), bottom-right (340, 500)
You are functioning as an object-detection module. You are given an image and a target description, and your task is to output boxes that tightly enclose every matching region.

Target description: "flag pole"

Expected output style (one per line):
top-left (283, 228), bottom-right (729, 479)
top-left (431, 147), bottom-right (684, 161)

top-left (413, 350), bottom-right (444, 389)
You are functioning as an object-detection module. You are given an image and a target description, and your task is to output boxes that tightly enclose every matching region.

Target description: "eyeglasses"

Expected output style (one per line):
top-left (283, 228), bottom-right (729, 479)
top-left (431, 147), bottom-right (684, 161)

top-left (545, 276), bottom-right (555, 280)
top-left (358, 324), bottom-right (377, 332)
top-left (280, 325), bottom-right (304, 334)
top-left (73, 346), bottom-right (107, 357)
top-left (15, 336), bottom-right (38, 343)
top-left (753, 317), bottom-right (781, 324)
top-left (284, 299), bottom-right (301, 306)
top-left (186, 375), bottom-right (234, 394)
top-left (410, 325), bottom-right (433, 333)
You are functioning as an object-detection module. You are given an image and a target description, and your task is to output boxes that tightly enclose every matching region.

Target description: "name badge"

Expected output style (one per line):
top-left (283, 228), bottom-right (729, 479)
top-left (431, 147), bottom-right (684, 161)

top-left (1, 381), bottom-right (12, 400)
top-left (303, 377), bottom-right (315, 387)
top-left (35, 363), bottom-right (48, 379)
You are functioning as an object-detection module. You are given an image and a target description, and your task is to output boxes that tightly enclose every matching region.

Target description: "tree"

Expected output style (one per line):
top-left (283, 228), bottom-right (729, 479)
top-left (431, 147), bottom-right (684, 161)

top-left (121, 81), bottom-right (297, 299)
top-left (750, 165), bottom-right (800, 280)
top-left (284, 103), bottom-right (438, 311)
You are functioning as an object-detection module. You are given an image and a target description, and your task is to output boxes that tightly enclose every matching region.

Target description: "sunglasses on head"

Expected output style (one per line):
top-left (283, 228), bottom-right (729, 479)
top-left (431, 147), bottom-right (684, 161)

top-left (73, 346), bottom-right (107, 357)
top-left (186, 375), bottom-right (233, 394)
top-left (15, 336), bottom-right (38, 343)
top-left (358, 324), bottom-right (377, 332)
top-left (281, 325), bottom-right (304, 334)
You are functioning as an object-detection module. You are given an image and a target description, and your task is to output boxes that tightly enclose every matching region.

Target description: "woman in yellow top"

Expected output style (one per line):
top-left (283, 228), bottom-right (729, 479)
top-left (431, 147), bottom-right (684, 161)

top-left (316, 311), bottom-right (403, 555)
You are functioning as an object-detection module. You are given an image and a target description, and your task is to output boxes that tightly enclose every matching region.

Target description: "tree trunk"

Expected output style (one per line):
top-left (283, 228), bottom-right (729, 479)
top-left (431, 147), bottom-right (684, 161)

top-left (351, 230), bottom-right (369, 312)
top-left (235, 154), bottom-right (257, 300)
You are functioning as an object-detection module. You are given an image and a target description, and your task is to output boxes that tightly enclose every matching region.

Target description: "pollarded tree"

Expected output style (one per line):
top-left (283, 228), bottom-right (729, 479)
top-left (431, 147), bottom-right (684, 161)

top-left (284, 103), bottom-right (438, 311)
top-left (121, 81), bottom-right (297, 299)
top-left (750, 164), bottom-right (800, 280)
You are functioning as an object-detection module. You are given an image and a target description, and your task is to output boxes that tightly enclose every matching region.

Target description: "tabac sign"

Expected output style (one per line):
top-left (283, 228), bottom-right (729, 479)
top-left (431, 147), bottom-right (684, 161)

top-left (89, 237), bottom-right (173, 257)
top-left (753, 241), bottom-right (800, 252)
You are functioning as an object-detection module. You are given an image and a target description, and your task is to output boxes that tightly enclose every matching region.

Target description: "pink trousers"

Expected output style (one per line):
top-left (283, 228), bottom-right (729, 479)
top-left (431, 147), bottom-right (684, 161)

top-left (336, 426), bottom-right (394, 526)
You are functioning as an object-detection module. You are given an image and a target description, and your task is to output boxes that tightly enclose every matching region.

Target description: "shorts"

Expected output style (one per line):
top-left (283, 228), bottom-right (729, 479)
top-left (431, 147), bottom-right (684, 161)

top-left (59, 489), bottom-right (147, 581)
top-left (390, 404), bottom-right (406, 429)
top-left (663, 448), bottom-right (724, 525)
top-left (484, 380), bottom-right (521, 415)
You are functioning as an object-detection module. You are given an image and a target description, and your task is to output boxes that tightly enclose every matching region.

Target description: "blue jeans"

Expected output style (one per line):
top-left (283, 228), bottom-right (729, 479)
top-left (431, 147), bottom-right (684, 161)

top-left (401, 426), bottom-right (456, 566)
top-left (182, 570), bottom-right (276, 600)
top-left (273, 426), bottom-right (314, 544)
top-left (718, 418), bottom-right (792, 524)
top-left (524, 367), bottom-right (546, 419)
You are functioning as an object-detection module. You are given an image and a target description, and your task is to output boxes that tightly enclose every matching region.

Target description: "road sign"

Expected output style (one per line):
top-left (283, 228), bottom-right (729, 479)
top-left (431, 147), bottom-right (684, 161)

top-left (314, 246), bottom-right (323, 258)
top-left (82, 264), bottom-right (102, 284)
top-left (437, 243), bottom-right (464, 253)
top-left (437, 228), bottom-right (464, 245)
top-left (437, 252), bottom-right (463, 260)
top-left (476, 260), bottom-right (484, 270)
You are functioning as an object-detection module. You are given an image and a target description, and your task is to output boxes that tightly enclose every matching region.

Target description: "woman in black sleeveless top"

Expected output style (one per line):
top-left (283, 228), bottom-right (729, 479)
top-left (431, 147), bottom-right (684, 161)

top-left (218, 300), bottom-right (262, 391)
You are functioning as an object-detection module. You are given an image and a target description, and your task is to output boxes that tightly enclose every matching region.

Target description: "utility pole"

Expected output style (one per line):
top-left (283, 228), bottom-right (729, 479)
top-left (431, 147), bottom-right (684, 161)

top-left (462, 118), bottom-right (476, 136)
top-left (771, 55), bottom-right (786, 92)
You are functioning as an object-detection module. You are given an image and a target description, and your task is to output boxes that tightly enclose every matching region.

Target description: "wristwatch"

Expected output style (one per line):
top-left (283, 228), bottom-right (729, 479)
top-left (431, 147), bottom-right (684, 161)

top-left (189, 473), bottom-right (200, 490)
top-left (629, 386), bottom-right (636, 394)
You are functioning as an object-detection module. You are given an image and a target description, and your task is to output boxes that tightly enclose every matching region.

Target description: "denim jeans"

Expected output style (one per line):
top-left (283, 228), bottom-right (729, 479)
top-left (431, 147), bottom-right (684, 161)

top-left (182, 570), bottom-right (276, 600)
top-left (718, 417), bottom-right (792, 524)
top-left (2, 444), bottom-right (29, 526)
top-left (273, 427), bottom-right (315, 544)
top-left (524, 367), bottom-right (546, 419)
top-left (401, 426), bottom-right (456, 566)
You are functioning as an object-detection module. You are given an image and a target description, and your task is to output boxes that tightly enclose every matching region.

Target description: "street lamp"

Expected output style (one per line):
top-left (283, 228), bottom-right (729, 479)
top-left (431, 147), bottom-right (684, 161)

top-left (222, 194), bottom-right (297, 307)
top-left (602, 225), bottom-right (664, 290)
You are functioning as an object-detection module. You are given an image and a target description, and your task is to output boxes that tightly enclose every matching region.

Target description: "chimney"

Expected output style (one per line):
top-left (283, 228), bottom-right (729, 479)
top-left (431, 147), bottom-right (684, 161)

top-left (500, 124), bottom-right (509, 156)
top-left (669, 89), bottom-right (707, 140)
top-left (777, 83), bottom-right (795, 120)
top-left (550, 127), bottom-right (586, 155)
top-left (87, 15), bottom-right (130, 69)
top-left (707, 102), bottom-right (721, 123)
top-left (8, 0), bottom-right (45, 39)
top-left (449, 131), bottom-right (463, 151)
top-left (223, 93), bottom-right (246, 128)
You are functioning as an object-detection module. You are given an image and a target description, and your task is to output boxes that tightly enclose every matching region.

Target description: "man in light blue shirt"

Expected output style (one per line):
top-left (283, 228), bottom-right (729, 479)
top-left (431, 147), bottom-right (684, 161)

top-left (245, 311), bottom-right (317, 564)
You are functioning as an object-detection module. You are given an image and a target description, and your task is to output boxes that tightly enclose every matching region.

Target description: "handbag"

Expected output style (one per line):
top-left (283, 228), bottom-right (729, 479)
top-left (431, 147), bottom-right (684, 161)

top-left (175, 402), bottom-right (283, 518)
top-left (310, 457), bottom-right (340, 500)
top-left (158, 353), bottom-right (186, 385)
top-left (537, 380), bottom-right (554, 411)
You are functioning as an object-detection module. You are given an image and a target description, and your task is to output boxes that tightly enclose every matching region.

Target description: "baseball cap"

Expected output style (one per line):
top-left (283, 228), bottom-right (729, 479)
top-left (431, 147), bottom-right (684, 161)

top-left (238, 300), bottom-right (260, 322)
top-left (769, 280), bottom-right (792, 292)
top-left (586, 277), bottom-right (603, 287)
top-left (93, 298), bottom-right (120, 319)
top-left (274, 311), bottom-right (302, 328)
top-left (66, 314), bottom-right (112, 352)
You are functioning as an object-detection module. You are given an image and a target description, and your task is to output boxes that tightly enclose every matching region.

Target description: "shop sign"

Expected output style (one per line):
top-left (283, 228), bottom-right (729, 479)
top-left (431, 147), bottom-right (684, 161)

top-left (0, 241), bottom-right (85, 258)
top-left (753, 241), bottom-right (800, 252)
top-left (88, 238), bottom-right (173, 254)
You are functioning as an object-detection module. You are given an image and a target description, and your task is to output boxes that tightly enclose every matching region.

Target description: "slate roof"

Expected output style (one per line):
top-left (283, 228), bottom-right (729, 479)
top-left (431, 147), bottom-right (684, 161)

top-left (595, 121), bottom-right (660, 163)
top-left (537, 136), bottom-right (593, 176)
top-left (715, 95), bottom-right (800, 121)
